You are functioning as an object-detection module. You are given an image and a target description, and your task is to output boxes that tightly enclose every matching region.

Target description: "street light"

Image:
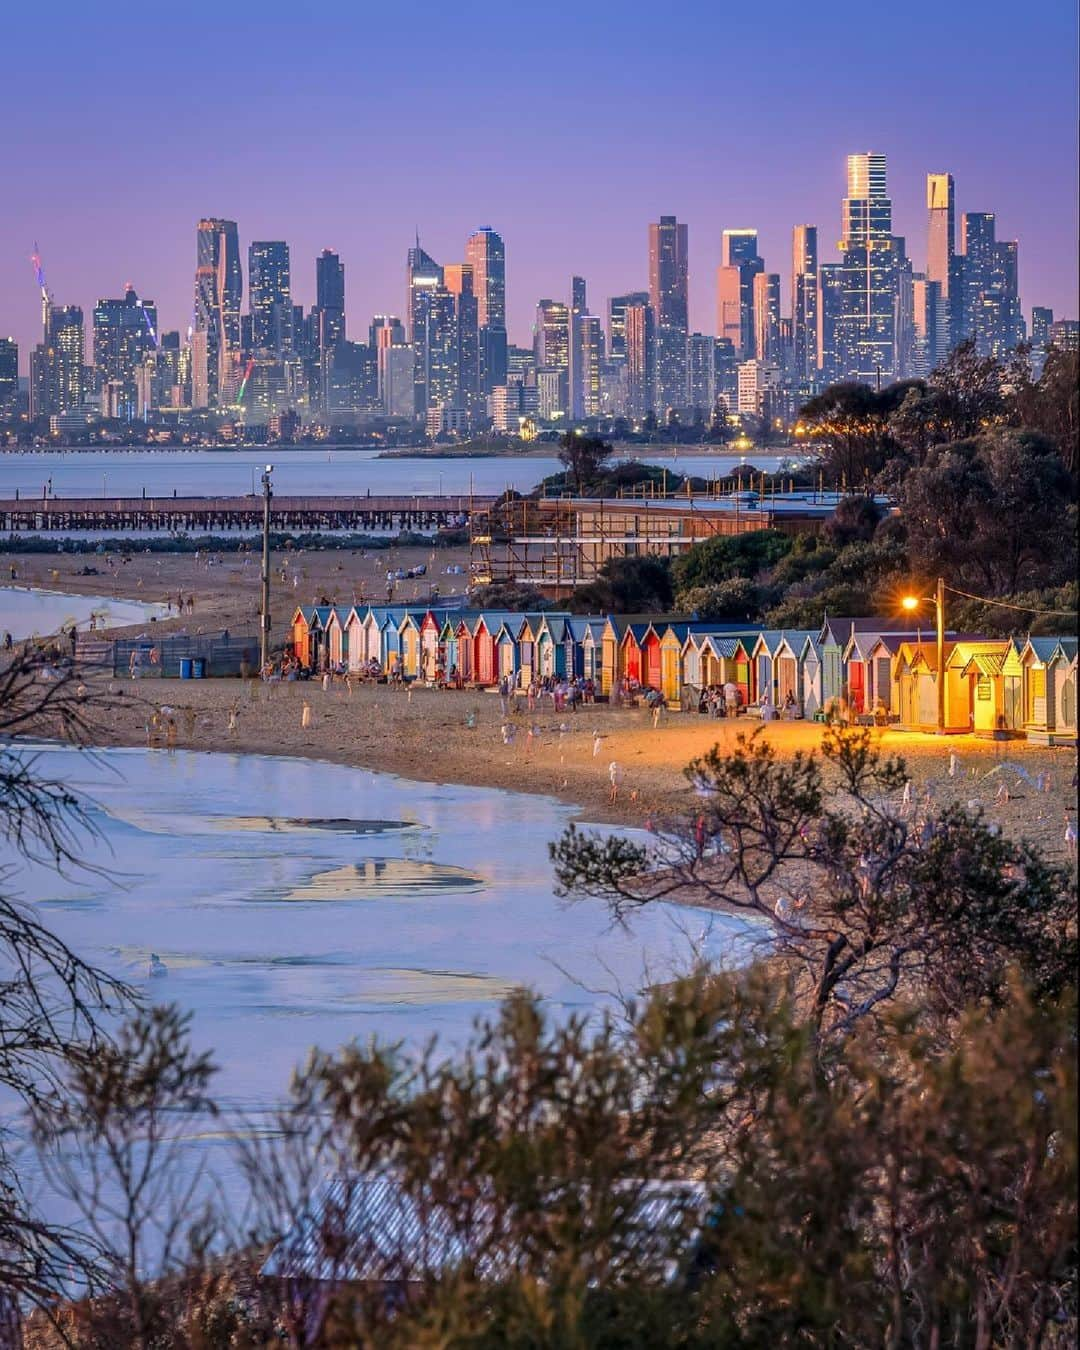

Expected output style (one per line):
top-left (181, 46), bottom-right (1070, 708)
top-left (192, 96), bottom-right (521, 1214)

top-left (902, 576), bottom-right (946, 733)
top-left (259, 465), bottom-right (273, 671)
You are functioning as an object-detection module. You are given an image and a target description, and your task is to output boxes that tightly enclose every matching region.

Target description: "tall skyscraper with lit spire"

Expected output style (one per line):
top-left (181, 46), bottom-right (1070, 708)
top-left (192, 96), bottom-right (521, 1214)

top-left (194, 218), bottom-right (242, 407)
top-left (835, 154), bottom-right (905, 383)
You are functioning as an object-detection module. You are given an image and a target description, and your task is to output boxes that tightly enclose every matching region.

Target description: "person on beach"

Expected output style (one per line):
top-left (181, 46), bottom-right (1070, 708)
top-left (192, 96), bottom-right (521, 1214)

top-left (301, 700), bottom-right (312, 730)
top-left (608, 760), bottom-right (623, 803)
top-left (593, 730), bottom-right (602, 758)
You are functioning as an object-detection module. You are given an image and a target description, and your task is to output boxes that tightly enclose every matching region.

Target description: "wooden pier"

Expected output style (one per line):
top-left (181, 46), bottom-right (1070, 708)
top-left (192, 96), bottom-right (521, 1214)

top-left (0, 493), bottom-right (497, 534)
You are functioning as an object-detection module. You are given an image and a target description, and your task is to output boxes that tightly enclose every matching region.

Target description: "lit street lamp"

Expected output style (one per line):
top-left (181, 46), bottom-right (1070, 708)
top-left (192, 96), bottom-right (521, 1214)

top-left (902, 576), bottom-right (945, 733)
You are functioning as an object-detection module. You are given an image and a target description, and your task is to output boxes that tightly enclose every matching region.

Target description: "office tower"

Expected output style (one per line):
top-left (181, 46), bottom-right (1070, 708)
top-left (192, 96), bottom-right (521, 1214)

top-left (137, 331), bottom-right (182, 418)
top-left (571, 276), bottom-right (587, 316)
top-left (649, 216), bottom-right (689, 409)
top-left (608, 291), bottom-right (649, 361)
top-left (1031, 307), bottom-right (1054, 349)
top-left (407, 243), bottom-right (443, 415)
top-left (714, 338), bottom-right (737, 405)
top-left (465, 227), bottom-right (507, 392)
top-left (93, 286), bottom-right (158, 420)
top-left (31, 305), bottom-right (85, 416)
top-left (752, 272), bottom-right (781, 361)
top-left (378, 342), bottom-right (415, 418)
top-left (926, 173), bottom-right (956, 354)
top-left (716, 228), bottom-right (762, 357)
top-left (370, 316), bottom-right (406, 349)
top-left (959, 213), bottom-right (1022, 357)
top-left (791, 225), bottom-right (819, 384)
top-left (0, 339), bottom-right (17, 417)
top-left (835, 153), bottom-right (903, 383)
top-left (534, 299), bottom-right (570, 417)
top-left (507, 345), bottom-right (536, 383)
top-left (194, 218), bottom-right (242, 407)
top-left (324, 341), bottom-right (378, 418)
top-left (816, 263), bottom-right (843, 385)
top-left (687, 332), bottom-right (716, 413)
top-left (624, 301), bottom-right (655, 419)
top-left (314, 249), bottom-right (346, 358)
top-left (569, 313), bottom-right (602, 420)
top-left (249, 241), bottom-right (292, 356)
top-left (443, 263), bottom-right (480, 417)
top-left (911, 276), bottom-right (944, 378)
top-left (1048, 320), bottom-right (1079, 351)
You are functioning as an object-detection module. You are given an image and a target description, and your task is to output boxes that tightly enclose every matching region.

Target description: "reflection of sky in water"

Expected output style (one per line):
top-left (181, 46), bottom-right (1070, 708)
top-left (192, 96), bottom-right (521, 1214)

top-left (9, 746), bottom-right (767, 1114)
top-left (0, 586), bottom-right (167, 639)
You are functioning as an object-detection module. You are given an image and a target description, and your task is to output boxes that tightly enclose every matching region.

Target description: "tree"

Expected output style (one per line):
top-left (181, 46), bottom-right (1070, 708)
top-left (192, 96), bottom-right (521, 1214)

top-left (570, 555), bottom-right (673, 615)
top-left (671, 530), bottom-right (792, 593)
top-left (888, 340), bottom-right (1009, 469)
top-left (898, 429), bottom-right (1075, 595)
top-left (0, 653), bottom-right (134, 1312)
top-left (676, 578), bottom-right (762, 622)
top-left (822, 494), bottom-right (885, 546)
top-left (1007, 346), bottom-right (1080, 478)
top-left (558, 432), bottom-right (614, 494)
top-left (799, 381), bottom-right (919, 486)
top-left (551, 726), bottom-right (1077, 1042)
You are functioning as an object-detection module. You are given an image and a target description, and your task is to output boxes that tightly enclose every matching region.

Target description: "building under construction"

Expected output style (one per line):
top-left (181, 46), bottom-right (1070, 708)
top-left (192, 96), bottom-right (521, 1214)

top-left (470, 488), bottom-right (872, 594)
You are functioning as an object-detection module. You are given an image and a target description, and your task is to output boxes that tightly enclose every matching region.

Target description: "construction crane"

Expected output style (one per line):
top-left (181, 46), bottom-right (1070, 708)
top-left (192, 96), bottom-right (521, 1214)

top-left (30, 242), bottom-right (50, 341)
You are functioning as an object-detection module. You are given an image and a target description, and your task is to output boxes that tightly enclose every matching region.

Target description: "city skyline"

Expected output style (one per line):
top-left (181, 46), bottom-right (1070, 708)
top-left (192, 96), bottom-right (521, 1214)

top-left (1, 0), bottom-right (1076, 369)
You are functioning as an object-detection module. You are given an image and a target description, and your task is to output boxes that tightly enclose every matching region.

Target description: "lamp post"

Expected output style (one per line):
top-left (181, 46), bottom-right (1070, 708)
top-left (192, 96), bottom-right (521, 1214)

top-left (902, 576), bottom-right (945, 733)
top-left (259, 465), bottom-right (273, 671)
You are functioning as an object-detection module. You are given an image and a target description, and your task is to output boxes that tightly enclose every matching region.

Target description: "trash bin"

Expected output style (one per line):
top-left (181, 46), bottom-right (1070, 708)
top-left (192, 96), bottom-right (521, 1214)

top-left (191, 657), bottom-right (206, 679)
top-left (179, 658), bottom-right (193, 680)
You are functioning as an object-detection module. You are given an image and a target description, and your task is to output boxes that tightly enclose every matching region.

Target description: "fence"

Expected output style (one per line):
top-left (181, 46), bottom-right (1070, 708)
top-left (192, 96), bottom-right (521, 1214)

top-left (112, 631), bottom-right (260, 679)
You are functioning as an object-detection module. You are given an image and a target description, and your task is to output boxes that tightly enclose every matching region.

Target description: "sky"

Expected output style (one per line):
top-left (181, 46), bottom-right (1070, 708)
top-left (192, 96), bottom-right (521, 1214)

top-left (2, 0), bottom-right (1077, 369)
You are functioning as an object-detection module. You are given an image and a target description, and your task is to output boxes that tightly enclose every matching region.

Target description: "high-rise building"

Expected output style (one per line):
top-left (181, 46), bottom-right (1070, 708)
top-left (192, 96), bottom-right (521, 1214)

top-left (926, 173), bottom-right (956, 357)
top-left (835, 153), bottom-right (904, 383)
top-left (571, 276), bottom-right (587, 317)
top-left (370, 316), bottom-right (406, 349)
top-left (1048, 320), bottom-right (1079, 351)
top-left (194, 218), bottom-right (242, 407)
top-left (93, 286), bottom-right (158, 420)
top-left (570, 314), bottom-right (602, 420)
top-left (378, 343), bottom-right (415, 419)
top-left (443, 263), bottom-right (480, 418)
top-left (534, 299), bottom-right (570, 418)
top-left (958, 212), bottom-right (1022, 358)
top-left (716, 229), bottom-right (763, 358)
top-left (752, 272), bottom-right (781, 362)
top-left (465, 227), bottom-right (507, 393)
top-left (314, 249), bottom-right (346, 357)
top-left (687, 332), bottom-right (716, 413)
top-left (249, 241), bottom-right (292, 356)
top-left (608, 291), bottom-right (649, 361)
top-left (624, 302), bottom-right (655, 420)
top-left (911, 276), bottom-right (944, 378)
top-left (815, 264), bottom-right (843, 385)
top-left (1030, 306), bottom-right (1054, 349)
top-left (407, 243), bottom-right (443, 416)
top-left (649, 216), bottom-right (689, 409)
top-left (31, 305), bottom-right (85, 417)
top-left (737, 359), bottom-right (781, 416)
top-left (791, 225), bottom-right (819, 385)
top-left (0, 339), bottom-right (18, 417)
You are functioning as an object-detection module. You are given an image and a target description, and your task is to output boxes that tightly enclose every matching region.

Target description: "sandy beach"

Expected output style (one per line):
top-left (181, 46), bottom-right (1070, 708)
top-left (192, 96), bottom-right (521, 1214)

top-left (8, 547), bottom-right (1075, 863)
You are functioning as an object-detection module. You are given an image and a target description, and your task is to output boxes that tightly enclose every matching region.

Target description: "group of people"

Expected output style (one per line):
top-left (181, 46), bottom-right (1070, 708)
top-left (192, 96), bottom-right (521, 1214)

top-left (698, 682), bottom-right (745, 718)
top-left (497, 674), bottom-right (597, 715)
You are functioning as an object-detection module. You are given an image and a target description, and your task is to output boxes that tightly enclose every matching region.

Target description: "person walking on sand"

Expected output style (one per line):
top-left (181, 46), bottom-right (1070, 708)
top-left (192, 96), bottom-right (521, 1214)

top-left (592, 729), bottom-right (602, 758)
top-left (301, 700), bottom-right (312, 730)
top-left (608, 760), bottom-right (623, 803)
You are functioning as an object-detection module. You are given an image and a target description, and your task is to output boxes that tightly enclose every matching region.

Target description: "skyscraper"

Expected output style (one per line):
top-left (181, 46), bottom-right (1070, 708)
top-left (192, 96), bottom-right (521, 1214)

top-left (570, 314), bottom-right (602, 420)
top-left (716, 229), bottom-right (762, 358)
top-left (608, 291), bottom-right (649, 361)
top-left (249, 241), bottom-right (292, 356)
top-left (1030, 306), bottom-right (1054, 349)
top-left (926, 173), bottom-right (956, 358)
top-left (465, 227), bottom-right (507, 392)
top-left (194, 218), bottom-right (242, 407)
top-left (958, 212), bottom-right (1022, 357)
top-left (31, 305), bottom-right (85, 416)
top-left (791, 225), bottom-right (819, 385)
top-left (443, 263), bottom-right (481, 417)
top-left (649, 216), bottom-right (689, 410)
top-left (0, 339), bottom-right (18, 417)
top-left (911, 276), bottom-right (944, 378)
top-left (836, 153), bottom-right (903, 383)
top-left (624, 302), bottom-right (655, 420)
top-left (687, 332), bottom-right (716, 413)
top-left (752, 272), bottom-right (781, 362)
top-left (93, 286), bottom-right (158, 420)
top-left (315, 249), bottom-right (346, 356)
top-left (534, 299), bottom-right (570, 418)
top-left (407, 243), bottom-right (442, 415)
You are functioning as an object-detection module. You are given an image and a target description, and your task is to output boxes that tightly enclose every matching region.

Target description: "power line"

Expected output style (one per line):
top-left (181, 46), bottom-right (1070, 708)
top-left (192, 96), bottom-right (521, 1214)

top-left (943, 583), bottom-right (1077, 618)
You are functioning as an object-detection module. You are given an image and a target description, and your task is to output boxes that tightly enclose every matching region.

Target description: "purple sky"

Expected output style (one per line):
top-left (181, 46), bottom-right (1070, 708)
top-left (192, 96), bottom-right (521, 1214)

top-left (3, 0), bottom-right (1077, 370)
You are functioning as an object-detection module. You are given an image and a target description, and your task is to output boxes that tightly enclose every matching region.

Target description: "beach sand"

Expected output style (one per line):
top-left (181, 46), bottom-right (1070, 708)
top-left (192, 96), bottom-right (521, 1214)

top-left (11, 545), bottom-right (1076, 864)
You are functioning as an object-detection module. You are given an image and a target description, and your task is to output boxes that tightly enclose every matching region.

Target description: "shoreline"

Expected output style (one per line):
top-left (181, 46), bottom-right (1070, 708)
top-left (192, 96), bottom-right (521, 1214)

top-left (62, 672), bottom-right (1079, 858)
